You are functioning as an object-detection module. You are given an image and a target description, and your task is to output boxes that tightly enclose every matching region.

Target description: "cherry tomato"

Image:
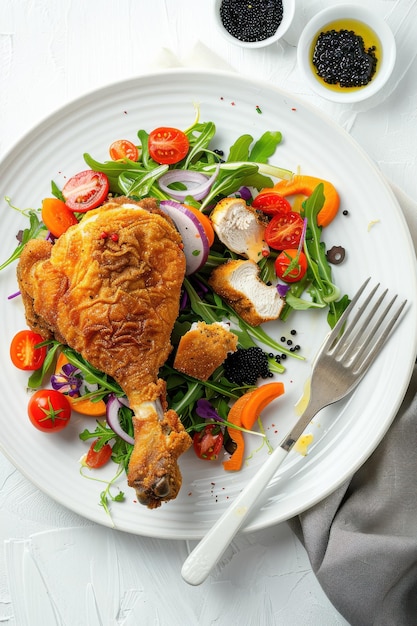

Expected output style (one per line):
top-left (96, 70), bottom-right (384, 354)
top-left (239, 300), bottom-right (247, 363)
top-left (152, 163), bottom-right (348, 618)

top-left (62, 170), bottom-right (109, 212)
top-left (264, 211), bottom-right (304, 250)
top-left (41, 197), bottom-right (79, 237)
top-left (193, 424), bottom-right (224, 461)
top-left (148, 127), bottom-right (189, 165)
top-left (85, 440), bottom-right (113, 468)
top-left (10, 330), bottom-right (47, 371)
top-left (109, 139), bottom-right (139, 161)
top-left (252, 191), bottom-right (292, 215)
top-left (28, 390), bottom-right (72, 432)
top-left (275, 249), bottom-right (308, 283)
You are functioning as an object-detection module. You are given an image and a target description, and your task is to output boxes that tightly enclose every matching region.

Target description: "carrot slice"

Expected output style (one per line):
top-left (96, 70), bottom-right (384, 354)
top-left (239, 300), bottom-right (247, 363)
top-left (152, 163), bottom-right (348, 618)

top-left (240, 382), bottom-right (285, 430)
top-left (268, 175), bottom-right (340, 228)
top-left (223, 382), bottom-right (285, 471)
top-left (54, 353), bottom-right (107, 416)
top-left (41, 197), bottom-right (78, 237)
top-left (69, 395), bottom-right (107, 417)
top-left (184, 203), bottom-right (215, 247)
top-left (223, 391), bottom-right (255, 471)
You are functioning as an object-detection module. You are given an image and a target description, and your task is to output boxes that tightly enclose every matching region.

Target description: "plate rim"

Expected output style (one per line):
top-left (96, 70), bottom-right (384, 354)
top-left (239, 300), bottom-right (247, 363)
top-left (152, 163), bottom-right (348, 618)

top-left (1, 68), bottom-right (416, 539)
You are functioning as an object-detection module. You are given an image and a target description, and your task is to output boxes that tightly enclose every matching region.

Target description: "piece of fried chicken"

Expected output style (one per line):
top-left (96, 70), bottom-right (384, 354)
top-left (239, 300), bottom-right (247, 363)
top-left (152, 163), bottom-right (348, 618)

top-left (17, 197), bottom-right (191, 508)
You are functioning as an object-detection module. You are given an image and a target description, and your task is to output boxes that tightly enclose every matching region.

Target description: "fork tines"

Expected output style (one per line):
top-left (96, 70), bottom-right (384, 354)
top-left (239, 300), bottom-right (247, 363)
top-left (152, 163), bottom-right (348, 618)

top-left (327, 278), bottom-right (407, 374)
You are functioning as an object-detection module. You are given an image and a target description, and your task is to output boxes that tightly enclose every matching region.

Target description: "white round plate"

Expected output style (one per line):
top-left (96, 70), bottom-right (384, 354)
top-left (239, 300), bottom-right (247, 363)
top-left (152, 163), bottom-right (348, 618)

top-left (1, 69), bottom-right (416, 539)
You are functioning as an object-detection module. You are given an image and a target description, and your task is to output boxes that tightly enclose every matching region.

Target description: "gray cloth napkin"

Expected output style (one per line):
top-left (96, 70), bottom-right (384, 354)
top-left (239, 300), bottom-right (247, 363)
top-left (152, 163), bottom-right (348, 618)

top-left (290, 187), bottom-right (417, 626)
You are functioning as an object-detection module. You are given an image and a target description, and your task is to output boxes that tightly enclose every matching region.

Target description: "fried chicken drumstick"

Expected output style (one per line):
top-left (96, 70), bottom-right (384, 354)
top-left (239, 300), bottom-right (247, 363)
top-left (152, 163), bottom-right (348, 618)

top-left (17, 197), bottom-right (191, 508)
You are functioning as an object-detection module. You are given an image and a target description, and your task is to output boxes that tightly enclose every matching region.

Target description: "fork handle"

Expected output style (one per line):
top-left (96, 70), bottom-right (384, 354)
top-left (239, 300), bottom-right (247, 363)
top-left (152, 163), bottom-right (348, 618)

top-left (181, 445), bottom-right (289, 586)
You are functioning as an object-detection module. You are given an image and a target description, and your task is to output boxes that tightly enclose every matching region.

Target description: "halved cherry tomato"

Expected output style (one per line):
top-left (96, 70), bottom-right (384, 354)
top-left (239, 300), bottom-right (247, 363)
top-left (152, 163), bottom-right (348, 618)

top-left (184, 204), bottom-right (215, 247)
top-left (85, 440), bottom-right (113, 468)
top-left (27, 389), bottom-right (72, 432)
top-left (264, 211), bottom-right (304, 250)
top-left (109, 139), bottom-right (139, 161)
top-left (252, 191), bottom-right (292, 215)
top-left (193, 424), bottom-right (224, 461)
top-left (10, 330), bottom-right (47, 371)
top-left (62, 170), bottom-right (109, 212)
top-left (148, 127), bottom-right (189, 165)
top-left (275, 249), bottom-right (308, 283)
top-left (41, 197), bottom-right (79, 237)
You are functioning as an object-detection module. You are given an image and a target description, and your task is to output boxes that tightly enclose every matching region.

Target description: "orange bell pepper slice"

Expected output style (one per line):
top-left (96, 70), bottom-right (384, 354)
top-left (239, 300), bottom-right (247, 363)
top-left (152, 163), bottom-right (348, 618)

top-left (264, 175), bottom-right (340, 228)
top-left (223, 382), bottom-right (285, 471)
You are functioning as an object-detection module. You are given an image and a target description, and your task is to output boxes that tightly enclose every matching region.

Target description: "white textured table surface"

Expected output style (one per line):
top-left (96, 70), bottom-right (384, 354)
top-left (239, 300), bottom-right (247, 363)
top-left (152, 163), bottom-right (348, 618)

top-left (1, 1), bottom-right (416, 624)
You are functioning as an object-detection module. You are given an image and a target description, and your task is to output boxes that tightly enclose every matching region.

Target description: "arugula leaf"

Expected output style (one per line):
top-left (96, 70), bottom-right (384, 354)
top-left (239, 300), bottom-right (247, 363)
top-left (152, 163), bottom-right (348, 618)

top-left (248, 131), bottom-right (282, 162)
top-left (279, 184), bottom-right (349, 327)
top-left (228, 134), bottom-right (253, 162)
top-left (28, 341), bottom-right (62, 388)
top-left (118, 163), bottom-right (169, 197)
top-left (51, 180), bottom-right (66, 201)
top-left (185, 121), bottom-right (217, 168)
top-left (303, 185), bottom-right (342, 315)
top-left (0, 208), bottom-right (46, 270)
top-left (62, 346), bottom-right (123, 394)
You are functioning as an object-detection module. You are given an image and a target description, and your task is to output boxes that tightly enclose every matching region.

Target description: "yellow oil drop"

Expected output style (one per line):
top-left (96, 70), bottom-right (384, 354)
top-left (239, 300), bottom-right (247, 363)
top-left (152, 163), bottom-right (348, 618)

top-left (294, 433), bottom-right (314, 456)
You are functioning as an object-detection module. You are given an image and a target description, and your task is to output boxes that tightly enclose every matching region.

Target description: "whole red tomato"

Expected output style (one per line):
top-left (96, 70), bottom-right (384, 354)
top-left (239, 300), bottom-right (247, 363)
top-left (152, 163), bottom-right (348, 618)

top-left (28, 390), bottom-right (72, 432)
top-left (275, 249), bottom-right (308, 283)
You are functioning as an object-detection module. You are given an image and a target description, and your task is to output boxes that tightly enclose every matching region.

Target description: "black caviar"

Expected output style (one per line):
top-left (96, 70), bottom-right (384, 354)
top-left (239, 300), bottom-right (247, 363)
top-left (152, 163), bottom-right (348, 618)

top-left (220, 0), bottom-right (283, 43)
top-left (224, 346), bottom-right (271, 385)
top-left (312, 29), bottom-right (378, 88)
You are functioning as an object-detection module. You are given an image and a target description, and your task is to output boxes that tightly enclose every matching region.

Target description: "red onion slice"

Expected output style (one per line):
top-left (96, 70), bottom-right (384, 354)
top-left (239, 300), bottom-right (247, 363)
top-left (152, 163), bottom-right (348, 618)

top-left (158, 165), bottom-right (219, 202)
top-left (159, 200), bottom-right (210, 274)
top-left (106, 394), bottom-right (135, 445)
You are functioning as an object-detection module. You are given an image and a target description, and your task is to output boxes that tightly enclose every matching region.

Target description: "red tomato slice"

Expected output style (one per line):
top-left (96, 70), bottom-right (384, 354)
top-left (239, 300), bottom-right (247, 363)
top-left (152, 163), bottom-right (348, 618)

top-left (85, 440), bottom-right (113, 468)
top-left (275, 249), bottom-right (308, 283)
top-left (27, 390), bottom-right (72, 432)
top-left (148, 127), bottom-right (189, 165)
top-left (252, 191), bottom-right (292, 215)
top-left (193, 424), bottom-right (224, 461)
top-left (62, 170), bottom-right (109, 212)
top-left (10, 330), bottom-right (47, 371)
top-left (109, 139), bottom-right (139, 161)
top-left (264, 211), bottom-right (304, 250)
top-left (41, 197), bottom-right (79, 237)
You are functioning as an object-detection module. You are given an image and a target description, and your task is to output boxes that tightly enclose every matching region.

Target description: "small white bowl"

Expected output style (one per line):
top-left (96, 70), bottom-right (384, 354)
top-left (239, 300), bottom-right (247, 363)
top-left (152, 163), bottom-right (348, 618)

top-left (297, 4), bottom-right (396, 103)
top-left (214, 0), bottom-right (295, 49)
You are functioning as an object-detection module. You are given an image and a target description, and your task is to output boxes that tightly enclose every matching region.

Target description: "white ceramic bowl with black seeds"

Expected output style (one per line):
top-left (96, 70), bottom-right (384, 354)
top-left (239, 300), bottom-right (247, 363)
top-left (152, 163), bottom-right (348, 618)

top-left (297, 4), bottom-right (396, 103)
top-left (214, 0), bottom-right (295, 49)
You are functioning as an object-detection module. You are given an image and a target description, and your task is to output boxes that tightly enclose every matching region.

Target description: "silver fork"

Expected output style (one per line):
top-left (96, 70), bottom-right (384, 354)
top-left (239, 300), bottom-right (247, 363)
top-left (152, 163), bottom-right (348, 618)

top-left (181, 278), bottom-right (407, 586)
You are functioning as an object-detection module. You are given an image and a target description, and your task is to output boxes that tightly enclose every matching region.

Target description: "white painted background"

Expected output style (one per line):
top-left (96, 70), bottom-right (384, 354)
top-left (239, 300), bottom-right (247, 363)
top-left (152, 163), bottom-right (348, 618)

top-left (1, 1), bottom-right (416, 624)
